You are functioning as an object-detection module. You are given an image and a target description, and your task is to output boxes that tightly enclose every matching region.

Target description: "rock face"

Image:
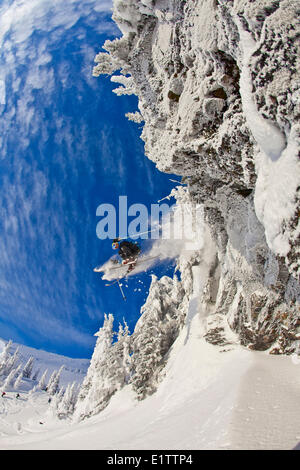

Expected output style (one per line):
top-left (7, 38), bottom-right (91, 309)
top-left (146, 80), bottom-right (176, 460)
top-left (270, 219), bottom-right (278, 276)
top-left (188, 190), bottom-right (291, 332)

top-left (94, 0), bottom-right (300, 358)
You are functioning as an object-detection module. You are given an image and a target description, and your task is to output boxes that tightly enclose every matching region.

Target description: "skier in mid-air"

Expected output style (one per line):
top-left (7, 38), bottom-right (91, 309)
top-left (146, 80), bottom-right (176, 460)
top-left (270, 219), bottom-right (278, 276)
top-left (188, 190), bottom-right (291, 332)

top-left (112, 238), bottom-right (141, 273)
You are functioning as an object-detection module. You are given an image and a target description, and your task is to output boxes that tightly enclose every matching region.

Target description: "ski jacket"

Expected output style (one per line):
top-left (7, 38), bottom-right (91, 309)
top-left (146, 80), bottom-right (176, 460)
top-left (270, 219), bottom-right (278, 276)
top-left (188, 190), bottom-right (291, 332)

top-left (118, 241), bottom-right (140, 260)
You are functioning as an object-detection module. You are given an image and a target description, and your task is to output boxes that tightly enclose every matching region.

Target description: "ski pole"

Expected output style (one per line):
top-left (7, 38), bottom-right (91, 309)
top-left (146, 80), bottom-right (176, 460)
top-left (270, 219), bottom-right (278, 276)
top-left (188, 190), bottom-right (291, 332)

top-left (116, 226), bottom-right (161, 241)
top-left (130, 227), bottom-right (161, 239)
top-left (117, 280), bottom-right (126, 301)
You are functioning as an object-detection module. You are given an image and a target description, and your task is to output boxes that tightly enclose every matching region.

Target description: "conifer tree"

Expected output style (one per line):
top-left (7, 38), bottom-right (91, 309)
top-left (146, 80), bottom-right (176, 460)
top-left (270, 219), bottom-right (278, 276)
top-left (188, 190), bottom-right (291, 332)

top-left (13, 366), bottom-right (23, 389)
top-left (37, 369), bottom-right (48, 391)
top-left (32, 368), bottom-right (40, 382)
top-left (0, 340), bottom-right (12, 376)
top-left (117, 320), bottom-right (131, 384)
top-left (75, 314), bottom-right (115, 419)
top-left (74, 272), bottom-right (186, 419)
top-left (2, 367), bottom-right (18, 391)
top-left (131, 275), bottom-right (182, 399)
top-left (47, 366), bottom-right (64, 396)
top-left (75, 314), bottom-right (133, 420)
top-left (57, 382), bottom-right (79, 418)
top-left (22, 356), bottom-right (35, 379)
top-left (3, 346), bottom-right (19, 377)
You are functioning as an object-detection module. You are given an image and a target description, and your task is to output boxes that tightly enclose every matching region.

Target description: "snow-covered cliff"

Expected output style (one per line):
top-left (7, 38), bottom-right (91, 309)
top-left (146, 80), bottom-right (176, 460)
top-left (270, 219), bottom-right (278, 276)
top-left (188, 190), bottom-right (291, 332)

top-left (0, 1), bottom-right (300, 449)
top-left (94, 0), bottom-right (299, 357)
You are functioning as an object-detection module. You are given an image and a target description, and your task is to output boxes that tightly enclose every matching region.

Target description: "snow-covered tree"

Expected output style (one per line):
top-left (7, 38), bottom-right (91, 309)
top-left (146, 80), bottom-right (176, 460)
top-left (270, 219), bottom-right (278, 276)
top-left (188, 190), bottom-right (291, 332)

top-left (92, 53), bottom-right (122, 77)
top-left (13, 366), bottom-right (23, 389)
top-left (74, 272), bottom-right (186, 418)
top-left (46, 370), bottom-right (57, 395)
top-left (48, 386), bottom-right (65, 416)
top-left (31, 368), bottom-right (40, 382)
top-left (56, 382), bottom-right (79, 419)
top-left (0, 344), bottom-right (20, 378)
top-left (111, 74), bottom-right (136, 96)
top-left (22, 356), bottom-right (34, 379)
top-left (0, 340), bottom-right (12, 376)
top-left (112, 0), bottom-right (151, 34)
top-left (47, 366), bottom-right (64, 396)
top-left (131, 318), bottom-right (162, 399)
top-left (118, 320), bottom-right (131, 384)
top-left (125, 111), bottom-right (144, 123)
top-left (2, 366), bottom-right (18, 391)
top-left (29, 368), bottom-right (46, 395)
top-left (37, 369), bottom-right (48, 391)
top-left (75, 314), bottom-right (114, 419)
top-left (75, 314), bottom-right (131, 420)
top-left (130, 275), bottom-right (183, 399)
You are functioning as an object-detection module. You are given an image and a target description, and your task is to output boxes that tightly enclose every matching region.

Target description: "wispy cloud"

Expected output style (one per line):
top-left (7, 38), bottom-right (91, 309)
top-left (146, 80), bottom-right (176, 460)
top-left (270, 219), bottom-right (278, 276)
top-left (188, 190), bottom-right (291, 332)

top-left (0, 0), bottom-right (114, 46)
top-left (0, 0), bottom-right (117, 356)
top-left (0, 0), bottom-right (172, 358)
top-left (0, 80), bottom-right (5, 105)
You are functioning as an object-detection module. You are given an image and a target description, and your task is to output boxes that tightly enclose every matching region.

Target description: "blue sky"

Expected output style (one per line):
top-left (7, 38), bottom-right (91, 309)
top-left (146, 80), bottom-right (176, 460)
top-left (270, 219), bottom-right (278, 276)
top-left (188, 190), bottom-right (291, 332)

top-left (0, 0), bottom-right (177, 358)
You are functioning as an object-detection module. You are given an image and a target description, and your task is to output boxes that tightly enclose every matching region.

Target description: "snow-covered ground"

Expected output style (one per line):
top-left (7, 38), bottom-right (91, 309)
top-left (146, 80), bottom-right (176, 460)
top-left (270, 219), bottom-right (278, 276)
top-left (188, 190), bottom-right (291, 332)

top-left (0, 338), bottom-right (89, 389)
top-left (1, 258), bottom-right (299, 450)
top-left (0, 315), bottom-right (300, 450)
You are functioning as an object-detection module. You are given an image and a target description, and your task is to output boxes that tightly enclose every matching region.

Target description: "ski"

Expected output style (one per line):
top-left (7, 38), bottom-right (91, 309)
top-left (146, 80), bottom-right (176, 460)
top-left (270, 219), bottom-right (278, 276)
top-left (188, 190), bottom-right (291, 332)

top-left (93, 266), bottom-right (103, 272)
top-left (108, 261), bottom-right (135, 270)
top-left (133, 255), bottom-right (159, 266)
top-left (108, 255), bottom-right (159, 271)
top-left (105, 279), bottom-right (120, 287)
top-left (95, 256), bottom-right (159, 292)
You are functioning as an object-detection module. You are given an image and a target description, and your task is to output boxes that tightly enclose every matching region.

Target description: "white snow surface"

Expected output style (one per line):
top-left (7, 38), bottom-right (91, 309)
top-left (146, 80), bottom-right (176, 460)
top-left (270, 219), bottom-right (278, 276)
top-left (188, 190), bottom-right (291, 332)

top-left (236, 17), bottom-right (300, 257)
top-left (0, 338), bottom-right (89, 388)
top-left (1, 307), bottom-right (300, 450)
top-left (1, 200), bottom-right (299, 449)
top-left (237, 19), bottom-right (287, 162)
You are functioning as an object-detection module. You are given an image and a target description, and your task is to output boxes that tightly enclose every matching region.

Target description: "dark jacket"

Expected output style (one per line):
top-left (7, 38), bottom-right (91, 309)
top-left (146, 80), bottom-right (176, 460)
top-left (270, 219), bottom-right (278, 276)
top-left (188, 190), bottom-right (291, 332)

top-left (118, 241), bottom-right (140, 260)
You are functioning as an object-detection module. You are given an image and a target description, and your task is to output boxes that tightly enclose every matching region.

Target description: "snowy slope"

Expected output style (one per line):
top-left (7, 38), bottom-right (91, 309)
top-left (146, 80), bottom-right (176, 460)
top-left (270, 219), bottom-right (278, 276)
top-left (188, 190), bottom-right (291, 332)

top-left (0, 338), bottom-right (89, 388)
top-left (0, 339), bottom-right (90, 446)
top-left (1, 269), bottom-right (300, 450)
top-left (1, 313), bottom-right (300, 449)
